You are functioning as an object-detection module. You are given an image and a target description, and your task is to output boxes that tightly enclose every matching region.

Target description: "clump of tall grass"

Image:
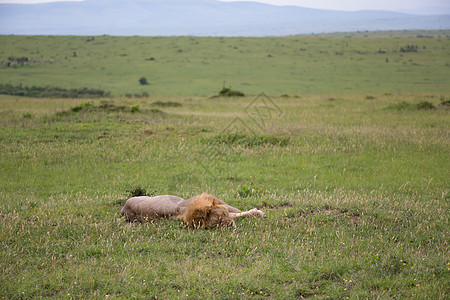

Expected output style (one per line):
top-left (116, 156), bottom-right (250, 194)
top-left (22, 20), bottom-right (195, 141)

top-left (57, 101), bottom-right (146, 116)
top-left (416, 101), bottom-right (435, 110)
top-left (210, 133), bottom-right (289, 147)
top-left (126, 186), bottom-right (154, 197)
top-left (152, 101), bottom-right (182, 107)
top-left (440, 97), bottom-right (450, 106)
top-left (0, 83), bottom-right (110, 98)
top-left (236, 183), bottom-right (265, 198)
top-left (385, 100), bottom-right (435, 111)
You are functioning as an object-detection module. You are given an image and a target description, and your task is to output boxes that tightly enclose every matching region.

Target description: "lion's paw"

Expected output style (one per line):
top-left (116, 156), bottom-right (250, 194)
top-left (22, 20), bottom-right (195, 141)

top-left (250, 208), bottom-right (266, 217)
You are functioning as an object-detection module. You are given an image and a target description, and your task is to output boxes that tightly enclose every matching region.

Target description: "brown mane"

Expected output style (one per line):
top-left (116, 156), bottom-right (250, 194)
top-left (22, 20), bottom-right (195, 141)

top-left (182, 193), bottom-right (234, 228)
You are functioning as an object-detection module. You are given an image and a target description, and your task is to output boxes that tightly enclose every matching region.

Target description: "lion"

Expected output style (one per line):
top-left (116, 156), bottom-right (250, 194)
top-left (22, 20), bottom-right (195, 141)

top-left (121, 193), bottom-right (265, 228)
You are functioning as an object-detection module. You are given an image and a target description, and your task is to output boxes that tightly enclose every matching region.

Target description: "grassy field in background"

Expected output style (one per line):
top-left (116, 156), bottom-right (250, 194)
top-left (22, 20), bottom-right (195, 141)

top-left (1, 31), bottom-right (450, 96)
top-left (0, 32), bottom-right (449, 299)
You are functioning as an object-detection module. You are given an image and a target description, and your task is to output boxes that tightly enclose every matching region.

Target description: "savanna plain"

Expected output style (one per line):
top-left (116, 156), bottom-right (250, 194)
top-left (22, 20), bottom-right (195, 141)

top-left (0, 32), bottom-right (449, 299)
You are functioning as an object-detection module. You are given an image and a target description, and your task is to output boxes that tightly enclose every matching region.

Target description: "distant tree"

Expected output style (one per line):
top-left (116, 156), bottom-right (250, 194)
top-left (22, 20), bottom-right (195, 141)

top-left (139, 77), bottom-right (148, 85)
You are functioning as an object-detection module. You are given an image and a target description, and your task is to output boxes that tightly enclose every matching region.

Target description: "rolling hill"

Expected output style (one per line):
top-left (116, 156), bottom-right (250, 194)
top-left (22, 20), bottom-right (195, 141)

top-left (0, 0), bottom-right (449, 36)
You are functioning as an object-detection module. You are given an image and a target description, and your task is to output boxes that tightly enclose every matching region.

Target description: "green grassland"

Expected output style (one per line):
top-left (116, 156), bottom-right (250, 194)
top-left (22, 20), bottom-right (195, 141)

top-left (0, 33), bottom-right (449, 299)
top-left (1, 32), bottom-right (450, 96)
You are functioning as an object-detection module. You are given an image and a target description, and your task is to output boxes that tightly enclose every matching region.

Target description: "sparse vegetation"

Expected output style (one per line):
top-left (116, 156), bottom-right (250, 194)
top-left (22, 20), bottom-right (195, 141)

top-left (385, 101), bottom-right (414, 110)
top-left (1, 92), bottom-right (448, 299)
top-left (211, 133), bottom-right (289, 147)
top-left (54, 100), bottom-right (145, 117)
top-left (385, 100), bottom-right (438, 111)
top-left (125, 92), bottom-right (149, 98)
top-left (400, 44), bottom-right (419, 52)
top-left (152, 100), bottom-right (182, 107)
top-left (4, 56), bottom-right (29, 66)
top-left (0, 83), bottom-right (110, 98)
top-left (0, 33), bottom-right (449, 96)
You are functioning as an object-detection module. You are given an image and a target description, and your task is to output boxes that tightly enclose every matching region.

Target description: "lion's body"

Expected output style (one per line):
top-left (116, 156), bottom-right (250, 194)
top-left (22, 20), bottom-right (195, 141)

top-left (120, 195), bottom-right (185, 222)
top-left (121, 193), bottom-right (264, 228)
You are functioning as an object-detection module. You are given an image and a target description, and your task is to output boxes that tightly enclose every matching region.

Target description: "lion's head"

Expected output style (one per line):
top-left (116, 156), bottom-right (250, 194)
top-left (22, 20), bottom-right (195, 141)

top-left (182, 193), bottom-right (235, 228)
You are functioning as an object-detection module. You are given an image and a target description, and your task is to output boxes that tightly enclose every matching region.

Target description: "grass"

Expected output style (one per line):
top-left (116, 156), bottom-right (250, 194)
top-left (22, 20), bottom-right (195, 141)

top-left (1, 32), bottom-right (450, 96)
top-left (0, 32), bottom-right (449, 298)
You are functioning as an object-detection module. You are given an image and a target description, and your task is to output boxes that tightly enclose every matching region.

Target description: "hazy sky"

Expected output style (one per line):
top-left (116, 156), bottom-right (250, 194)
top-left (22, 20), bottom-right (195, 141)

top-left (1, 0), bottom-right (449, 12)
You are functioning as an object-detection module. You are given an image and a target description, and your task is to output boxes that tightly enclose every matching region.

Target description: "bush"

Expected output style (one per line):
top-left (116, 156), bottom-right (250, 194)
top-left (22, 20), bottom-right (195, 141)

top-left (126, 186), bottom-right (153, 197)
top-left (416, 101), bottom-right (435, 110)
top-left (22, 112), bottom-right (33, 119)
top-left (131, 105), bottom-right (140, 113)
top-left (71, 102), bottom-right (94, 112)
top-left (218, 87), bottom-right (245, 97)
top-left (139, 77), bottom-right (148, 85)
top-left (440, 97), bottom-right (450, 106)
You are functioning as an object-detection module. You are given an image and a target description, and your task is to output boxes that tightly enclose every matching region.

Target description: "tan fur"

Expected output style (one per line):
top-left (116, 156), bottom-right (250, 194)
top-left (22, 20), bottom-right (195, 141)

top-left (121, 193), bottom-right (264, 228)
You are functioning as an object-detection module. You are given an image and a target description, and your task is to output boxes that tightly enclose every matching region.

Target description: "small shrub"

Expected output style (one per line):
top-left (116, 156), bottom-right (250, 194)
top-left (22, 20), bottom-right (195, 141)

top-left (71, 102), bottom-right (94, 112)
top-left (126, 186), bottom-right (153, 197)
top-left (440, 97), bottom-right (450, 106)
top-left (99, 100), bottom-right (115, 110)
top-left (131, 105), bottom-right (140, 113)
top-left (236, 183), bottom-right (264, 198)
top-left (22, 112), bottom-right (33, 119)
top-left (416, 101), bottom-right (435, 110)
top-left (218, 87), bottom-right (245, 97)
top-left (96, 101), bottom-right (126, 112)
top-left (139, 77), bottom-right (148, 85)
